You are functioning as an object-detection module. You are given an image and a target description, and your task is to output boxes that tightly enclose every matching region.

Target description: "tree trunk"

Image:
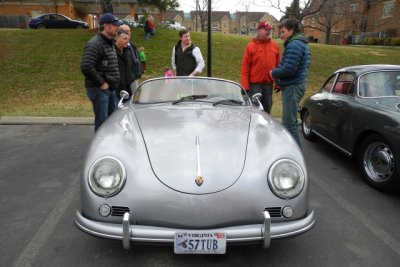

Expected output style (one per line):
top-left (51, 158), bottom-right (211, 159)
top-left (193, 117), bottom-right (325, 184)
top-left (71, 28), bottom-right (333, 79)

top-left (325, 29), bottom-right (331, 44)
top-left (101, 0), bottom-right (114, 14)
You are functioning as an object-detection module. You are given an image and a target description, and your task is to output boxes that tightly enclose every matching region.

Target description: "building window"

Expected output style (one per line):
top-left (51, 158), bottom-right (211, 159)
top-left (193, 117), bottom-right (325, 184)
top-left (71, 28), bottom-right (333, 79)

top-left (383, 1), bottom-right (395, 18)
top-left (350, 3), bottom-right (357, 13)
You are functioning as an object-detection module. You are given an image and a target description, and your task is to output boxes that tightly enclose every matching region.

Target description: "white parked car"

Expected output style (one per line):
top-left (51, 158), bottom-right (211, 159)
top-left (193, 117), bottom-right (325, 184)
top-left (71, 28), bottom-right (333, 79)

top-left (169, 22), bottom-right (186, 30)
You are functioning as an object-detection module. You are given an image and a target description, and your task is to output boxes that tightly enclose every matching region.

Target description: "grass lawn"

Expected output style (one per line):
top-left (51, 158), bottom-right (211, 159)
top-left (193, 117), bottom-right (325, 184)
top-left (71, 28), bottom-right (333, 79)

top-left (0, 27), bottom-right (399, 118)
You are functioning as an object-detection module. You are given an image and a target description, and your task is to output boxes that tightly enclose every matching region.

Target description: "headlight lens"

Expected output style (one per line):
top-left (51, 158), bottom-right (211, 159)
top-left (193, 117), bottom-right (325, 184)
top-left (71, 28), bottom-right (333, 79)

top-left (268, 159), bottom-right (305, 199)
top-left (88, 157), bottom-right (126, 197)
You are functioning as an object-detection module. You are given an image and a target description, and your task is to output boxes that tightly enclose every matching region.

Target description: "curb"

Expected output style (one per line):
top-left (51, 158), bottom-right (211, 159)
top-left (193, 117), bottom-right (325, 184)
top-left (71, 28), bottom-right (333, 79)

top-left (0, 116), bottom-right (93, 125)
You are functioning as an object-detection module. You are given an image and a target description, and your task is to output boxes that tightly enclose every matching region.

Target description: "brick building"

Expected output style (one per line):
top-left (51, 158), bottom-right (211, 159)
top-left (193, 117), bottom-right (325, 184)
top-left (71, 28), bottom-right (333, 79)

top-left (303, 0), bottom-right (400, 44)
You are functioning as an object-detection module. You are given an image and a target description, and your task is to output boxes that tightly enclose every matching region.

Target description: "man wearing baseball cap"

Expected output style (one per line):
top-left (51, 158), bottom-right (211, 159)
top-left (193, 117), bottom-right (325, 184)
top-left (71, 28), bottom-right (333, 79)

top-left (81, 13), bottom-right (122, 131)
top-left (240, 21), bottom-right (280, 114)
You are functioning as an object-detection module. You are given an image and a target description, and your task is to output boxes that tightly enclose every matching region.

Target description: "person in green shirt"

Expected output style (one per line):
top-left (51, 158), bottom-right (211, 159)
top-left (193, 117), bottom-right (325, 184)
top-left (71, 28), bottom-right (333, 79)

top-left (138, 47), bottom-right (146, 74)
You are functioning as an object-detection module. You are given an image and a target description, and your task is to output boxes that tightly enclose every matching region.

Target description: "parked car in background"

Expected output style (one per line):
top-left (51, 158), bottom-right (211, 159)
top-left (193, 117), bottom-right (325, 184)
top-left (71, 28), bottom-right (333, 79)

top-left (74, 77), bottom-right (315, 254)
top-left (29, 13), bottom-right (88, 29)
top-left (169, 22), bottom-right (186, 30)
top-left (122, 18), bottom-right (142, 28)
top-left (300, 65), bottom-right (400, 192)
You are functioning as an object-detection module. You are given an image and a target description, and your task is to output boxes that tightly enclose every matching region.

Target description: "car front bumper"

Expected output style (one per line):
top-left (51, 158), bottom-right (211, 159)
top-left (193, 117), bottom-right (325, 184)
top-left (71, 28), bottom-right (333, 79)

top-left (74, 209), bottom-right (315, 249)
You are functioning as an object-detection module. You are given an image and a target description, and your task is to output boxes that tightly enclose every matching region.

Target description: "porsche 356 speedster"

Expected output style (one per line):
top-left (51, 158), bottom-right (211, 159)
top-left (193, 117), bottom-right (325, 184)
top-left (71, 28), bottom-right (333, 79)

top-left (74, 77), bottom-right (315, 254)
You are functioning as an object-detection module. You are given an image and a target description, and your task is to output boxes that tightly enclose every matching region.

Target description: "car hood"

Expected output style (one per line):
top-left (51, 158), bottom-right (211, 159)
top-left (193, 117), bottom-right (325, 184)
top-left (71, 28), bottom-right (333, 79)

top-left (135, 106), bottom-right (251, 194)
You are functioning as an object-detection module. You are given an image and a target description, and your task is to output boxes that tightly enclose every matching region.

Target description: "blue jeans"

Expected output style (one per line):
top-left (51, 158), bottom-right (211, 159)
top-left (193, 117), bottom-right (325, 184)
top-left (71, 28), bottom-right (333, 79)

top-left (281, 83), bottom-right (306, 148)
top-left (249, 83), bottom-right (273, 114)
top-left (86, 87), bottom-right (116, 132)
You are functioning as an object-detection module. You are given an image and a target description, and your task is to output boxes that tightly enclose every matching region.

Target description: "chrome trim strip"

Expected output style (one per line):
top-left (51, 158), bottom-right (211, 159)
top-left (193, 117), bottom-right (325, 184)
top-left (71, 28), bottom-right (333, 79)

top-left (196, 136), bottom-right (201, 177)
top-left (312, 130), bottom-right (352, 156)
top-left (74, 210), bottom-right (315, 248)
top-left (262, 210), bottom-right (271, 248)
top-left (122, 212), bottom-right (131, 249)
top-left (195, 136), bottom-right (203, 186)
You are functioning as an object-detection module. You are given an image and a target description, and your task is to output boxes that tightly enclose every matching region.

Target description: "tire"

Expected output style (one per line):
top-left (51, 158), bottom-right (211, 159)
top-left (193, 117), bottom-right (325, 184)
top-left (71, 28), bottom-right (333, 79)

top-left (301, 110), bottom-right (317, 141)
top-left (358, 134), bottom-right (399, 192)
top-left (76, 25), bottom-right (83, 29)
top-left (37, 24), bottom-right (46, 29)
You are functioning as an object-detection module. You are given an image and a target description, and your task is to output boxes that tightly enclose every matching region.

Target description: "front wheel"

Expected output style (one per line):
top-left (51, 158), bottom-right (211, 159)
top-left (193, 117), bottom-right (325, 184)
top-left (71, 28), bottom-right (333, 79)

top-left (301, 110), bottom-right (317, 141)
top-left (358, 134), bottom-right (399, 192)
top-left (37, 24), bottom-right (46, 29)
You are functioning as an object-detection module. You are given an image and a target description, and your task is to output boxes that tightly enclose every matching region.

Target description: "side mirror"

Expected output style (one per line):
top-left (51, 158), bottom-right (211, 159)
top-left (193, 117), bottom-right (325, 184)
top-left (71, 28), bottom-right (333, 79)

top-left (120, 90), bottom-right (130, 100)
top-left (251, 93), bottom-right (264, 110)
top-left (118, 90), bottom-right (130, 108)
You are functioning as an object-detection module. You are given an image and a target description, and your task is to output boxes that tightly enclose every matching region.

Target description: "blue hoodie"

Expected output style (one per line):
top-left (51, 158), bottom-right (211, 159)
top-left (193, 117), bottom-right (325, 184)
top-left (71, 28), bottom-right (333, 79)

top-left (272, 33), bottom-right (311, 87)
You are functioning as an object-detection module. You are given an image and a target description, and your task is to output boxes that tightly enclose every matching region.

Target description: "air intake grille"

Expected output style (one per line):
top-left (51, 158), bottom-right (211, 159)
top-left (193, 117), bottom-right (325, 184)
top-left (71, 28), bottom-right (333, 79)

top-left (111, 206), bottom-right (130, 216)
top-left (265, 207), bottom-right (282, 217)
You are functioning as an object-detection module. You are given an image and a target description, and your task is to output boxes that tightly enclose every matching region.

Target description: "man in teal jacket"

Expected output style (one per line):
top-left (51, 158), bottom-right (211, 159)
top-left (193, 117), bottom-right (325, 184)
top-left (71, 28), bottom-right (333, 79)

top-left (271, 18), bottom-right (311, 147)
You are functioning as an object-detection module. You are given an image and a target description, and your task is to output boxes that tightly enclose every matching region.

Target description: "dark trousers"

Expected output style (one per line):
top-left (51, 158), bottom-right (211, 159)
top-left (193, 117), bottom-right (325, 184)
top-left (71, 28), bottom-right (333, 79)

top-left (86, 87), bottom-right (116, 132)
top-left (249, 83), bottom-right (273, 114)
top-left (281, 83), bottom-right (306, 147)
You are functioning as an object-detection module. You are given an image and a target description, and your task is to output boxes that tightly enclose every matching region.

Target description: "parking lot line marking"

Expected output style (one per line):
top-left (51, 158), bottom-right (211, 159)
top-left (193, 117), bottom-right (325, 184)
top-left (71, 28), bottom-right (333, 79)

top-left (312, 174), bottom-right (400, 257)
top-left (12, 176), bottom-right (79, 267)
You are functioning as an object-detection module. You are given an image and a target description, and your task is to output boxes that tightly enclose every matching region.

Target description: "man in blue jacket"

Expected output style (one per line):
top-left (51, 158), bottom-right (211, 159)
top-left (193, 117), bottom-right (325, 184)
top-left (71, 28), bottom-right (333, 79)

top-left (271, 18), bottom-right (311, 147)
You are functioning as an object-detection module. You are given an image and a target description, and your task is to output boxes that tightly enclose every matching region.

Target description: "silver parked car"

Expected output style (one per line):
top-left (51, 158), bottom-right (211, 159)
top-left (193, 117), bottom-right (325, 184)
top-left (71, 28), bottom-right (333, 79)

top-left (300, 65), bottom-right (400, 192)
top-left (74, 77), bottom-right (315, 254)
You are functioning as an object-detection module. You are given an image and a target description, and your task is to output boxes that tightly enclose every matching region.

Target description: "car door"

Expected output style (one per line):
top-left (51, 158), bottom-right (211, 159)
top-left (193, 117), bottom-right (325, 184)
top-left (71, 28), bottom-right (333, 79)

top-left (307, 74), bottom-right (338, 138)
top-left (40, 14), bottom-right (54, 28)
top-left (317, 72), bottom-right (357, 149)
top-left (53, 14), bottom-right (71, 28)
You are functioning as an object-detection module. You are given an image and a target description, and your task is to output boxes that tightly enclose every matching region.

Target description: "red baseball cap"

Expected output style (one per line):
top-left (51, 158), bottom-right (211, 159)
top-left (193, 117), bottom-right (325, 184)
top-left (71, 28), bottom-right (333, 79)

top-left (257, 21), bottom-right (273, 31)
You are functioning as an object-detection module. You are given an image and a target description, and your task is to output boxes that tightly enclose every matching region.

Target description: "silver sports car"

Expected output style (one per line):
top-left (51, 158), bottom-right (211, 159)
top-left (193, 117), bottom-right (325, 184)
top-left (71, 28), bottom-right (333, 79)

top-left (74, 77), bottom-right (315, 254)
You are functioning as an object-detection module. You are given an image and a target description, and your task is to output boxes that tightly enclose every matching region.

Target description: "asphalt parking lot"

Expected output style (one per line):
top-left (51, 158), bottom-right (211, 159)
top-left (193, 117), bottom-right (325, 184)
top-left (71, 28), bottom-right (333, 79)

top-left (1, 123), bottom-right (400, 266)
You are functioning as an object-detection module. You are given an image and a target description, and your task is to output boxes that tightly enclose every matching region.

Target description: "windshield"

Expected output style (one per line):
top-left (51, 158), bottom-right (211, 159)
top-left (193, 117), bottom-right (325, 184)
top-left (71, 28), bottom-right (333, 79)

top-left (358, 71), bottom-right (400, 98)
top-left (133, 77), bottom-right (250, 105)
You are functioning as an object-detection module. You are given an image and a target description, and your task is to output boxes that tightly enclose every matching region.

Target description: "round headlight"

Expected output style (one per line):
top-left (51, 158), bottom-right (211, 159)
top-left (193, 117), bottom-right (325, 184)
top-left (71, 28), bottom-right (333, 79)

top-left (88, 157), bottom-right (126, 197)
top-left (268, 159), bottom-right (305, 199)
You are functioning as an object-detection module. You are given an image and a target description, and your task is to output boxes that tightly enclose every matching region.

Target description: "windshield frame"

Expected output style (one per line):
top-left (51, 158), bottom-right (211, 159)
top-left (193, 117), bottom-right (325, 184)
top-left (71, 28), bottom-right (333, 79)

top-left (132, 77), bottom-right (251, 106)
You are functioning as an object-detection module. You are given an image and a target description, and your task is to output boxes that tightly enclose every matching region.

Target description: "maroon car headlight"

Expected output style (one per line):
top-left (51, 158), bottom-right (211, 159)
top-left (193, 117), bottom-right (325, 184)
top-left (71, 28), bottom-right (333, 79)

top-left (88, 157), bottom-right (126, 197)
top-left (268, 159), bottom-right (305, 199)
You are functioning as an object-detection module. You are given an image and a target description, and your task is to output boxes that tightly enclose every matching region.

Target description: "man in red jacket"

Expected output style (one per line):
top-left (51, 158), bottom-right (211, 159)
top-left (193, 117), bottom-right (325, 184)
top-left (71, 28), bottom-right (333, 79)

top-left (240, 22), bottom-right (281, 114)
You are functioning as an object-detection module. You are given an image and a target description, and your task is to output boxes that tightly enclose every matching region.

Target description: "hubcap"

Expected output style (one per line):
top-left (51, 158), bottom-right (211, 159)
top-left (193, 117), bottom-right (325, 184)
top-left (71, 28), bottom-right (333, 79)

top-left (363, 142), bottom-right (394, 183)
top-left (303, 113), bottom-right (311, 135)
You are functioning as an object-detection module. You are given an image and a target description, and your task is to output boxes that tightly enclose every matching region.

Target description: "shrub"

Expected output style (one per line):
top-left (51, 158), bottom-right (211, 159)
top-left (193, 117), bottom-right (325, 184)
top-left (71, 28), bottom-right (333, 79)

top-left (384, 38), bottom-right (392, 46)
top-left (366, 38), bottom-right (377, 45)
top-left (377, 38), bottom-right (385, 45)
top-left (391, 38), bottom-right (400, 46)
top-left (361, 37), bottom-right (369, 45)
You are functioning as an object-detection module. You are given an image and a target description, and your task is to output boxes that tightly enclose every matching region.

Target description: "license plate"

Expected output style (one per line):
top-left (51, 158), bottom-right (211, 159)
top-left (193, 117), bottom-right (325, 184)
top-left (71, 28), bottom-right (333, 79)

top-left (174, 232), bottom-right (226, 254)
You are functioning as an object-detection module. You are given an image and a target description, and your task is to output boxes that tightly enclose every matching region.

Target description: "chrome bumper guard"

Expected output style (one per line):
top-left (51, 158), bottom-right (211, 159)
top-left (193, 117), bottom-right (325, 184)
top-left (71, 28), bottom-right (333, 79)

top-left (74, 210), bottom-right (315, 250)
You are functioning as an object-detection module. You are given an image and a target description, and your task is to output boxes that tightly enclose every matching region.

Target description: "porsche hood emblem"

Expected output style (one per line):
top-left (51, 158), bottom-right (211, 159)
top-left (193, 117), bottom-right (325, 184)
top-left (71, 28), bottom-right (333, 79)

top-left (195, 176), bottom-right (203, 186)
